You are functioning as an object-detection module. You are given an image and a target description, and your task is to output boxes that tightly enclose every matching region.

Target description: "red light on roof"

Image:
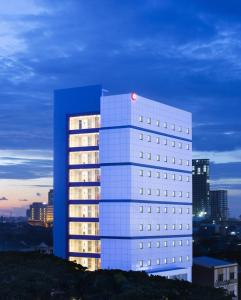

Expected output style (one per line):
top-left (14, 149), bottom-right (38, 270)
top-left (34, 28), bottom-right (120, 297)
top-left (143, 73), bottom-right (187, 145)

top-left (131, 92), bottom-right (137, 101)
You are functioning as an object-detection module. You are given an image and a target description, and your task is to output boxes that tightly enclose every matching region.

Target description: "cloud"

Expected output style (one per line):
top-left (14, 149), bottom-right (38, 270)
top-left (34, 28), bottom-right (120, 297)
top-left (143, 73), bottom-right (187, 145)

top-left (193, 149), bottom-right (241, 164)
top-left (18, 198), bottom-right (29, 202)
top-left (0, 196), bottom-right (8, 201)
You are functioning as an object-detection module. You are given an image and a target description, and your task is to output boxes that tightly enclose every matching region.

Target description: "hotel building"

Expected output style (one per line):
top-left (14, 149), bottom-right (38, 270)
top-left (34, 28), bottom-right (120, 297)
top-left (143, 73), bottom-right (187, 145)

top-left (54, 85), bottom-right (192, 281)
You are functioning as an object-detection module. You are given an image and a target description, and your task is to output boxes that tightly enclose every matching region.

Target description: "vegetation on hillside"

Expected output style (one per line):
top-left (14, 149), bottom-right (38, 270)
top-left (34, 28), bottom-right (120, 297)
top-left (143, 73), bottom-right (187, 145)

top-left (0, 252), bottom-right (232, 300)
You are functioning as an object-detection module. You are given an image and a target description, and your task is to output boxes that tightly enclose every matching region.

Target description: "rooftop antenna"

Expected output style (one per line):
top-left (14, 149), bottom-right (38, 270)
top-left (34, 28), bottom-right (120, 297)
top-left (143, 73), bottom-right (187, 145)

top-left (102, 89), bottom-right (109, 96)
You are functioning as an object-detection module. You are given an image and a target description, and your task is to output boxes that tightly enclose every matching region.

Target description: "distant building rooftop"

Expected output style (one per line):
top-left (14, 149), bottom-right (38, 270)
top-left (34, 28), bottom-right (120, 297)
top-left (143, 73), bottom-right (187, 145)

top-left (193, 256), bottom-right (237, 268)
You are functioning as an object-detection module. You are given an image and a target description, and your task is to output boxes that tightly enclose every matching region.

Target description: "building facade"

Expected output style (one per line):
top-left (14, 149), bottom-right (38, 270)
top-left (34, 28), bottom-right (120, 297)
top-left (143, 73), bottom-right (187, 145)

top-left (210, 190), bottom-right (228, 222)
top-left (27, 202), bottom-right (47, 225)
top-left (193, 256), bottom-right (238, 299)
top-left (54, 85), bottom-right (192, 280)
top-left (192, 159), bottom-right (210, 217)
top-left (48, 189), bottom-right (54, 205)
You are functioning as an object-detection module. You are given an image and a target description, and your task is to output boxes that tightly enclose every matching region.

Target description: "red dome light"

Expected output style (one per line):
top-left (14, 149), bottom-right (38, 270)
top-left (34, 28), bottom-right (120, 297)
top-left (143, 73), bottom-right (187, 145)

top-left (131, 92), bottom-right (137, 101)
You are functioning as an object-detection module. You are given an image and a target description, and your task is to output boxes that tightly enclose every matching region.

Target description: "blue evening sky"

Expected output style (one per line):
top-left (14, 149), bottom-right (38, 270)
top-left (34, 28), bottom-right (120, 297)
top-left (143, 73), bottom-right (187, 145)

top-left (0, 0), bottom-right (241, 216)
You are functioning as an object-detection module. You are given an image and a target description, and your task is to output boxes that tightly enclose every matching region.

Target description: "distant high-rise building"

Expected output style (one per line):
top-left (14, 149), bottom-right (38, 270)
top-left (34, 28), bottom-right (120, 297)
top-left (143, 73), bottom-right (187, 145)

top-left (210, 190), bottom-right (228, 222)
top-left (192, 159), bottom-right (210, 217)
top-left (48, 189), bottom-right (54, 205)
top-left (28, 202), bottom-right (47, 223)
top-left (54, 85), bottom-right (192, 280)
top-left (27, 202), bottom-right (53, 226)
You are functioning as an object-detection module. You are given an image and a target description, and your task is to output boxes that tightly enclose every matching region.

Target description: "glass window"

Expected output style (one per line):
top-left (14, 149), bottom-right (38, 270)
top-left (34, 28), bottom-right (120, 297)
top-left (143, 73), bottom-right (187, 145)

top-left (164, 156), bottom-right (168, 162)
top-left (139, 224), bottom-right (144, 231)
top-left (147, 153), bottom-right (151, 160)
top-left (147, 259), bottom-right (151, 266)
top-left (157, 241), bottom-right (160, 248)
top-left (156, 189), bottom-right (160, 196)
top-left (139, 133), bottom-right (143, 140)
top-left (156, 137), bottom-right (160, 144)
top-left (156, 207), bottom-right (160, 213)
top-left (172, 141), bottom-right (175, 147)
top-left (139, 152), bottom-right (143, 158)
top-left (164, 173), bottom-right (167, 179)
top-left (147, 224), bottom-right (151, 231)
top-left (147, 170), bottom-right (151, 177)
top-left (156, 224), bottom-right (160, 231)
top-left (164, 207), bottom-right (168, 213)
top-left (139, 188), bottom-right (143, 195)
top-left (147, 189), bottom-right (151, 195)
top-left (139, 169), bottom-right (144, 176)
top-left (147, 206), bottom-right (151, 213)
top-left (139, 116), bottom-right (143, 122)
top-left (147, 135), bottom-right (151, 142)
top-left (156, 120), bottom-right (160, 127)
top-left (164, 122), bottom-right (167, 128)
top-left (156, 154), bottom-right (160, 161)
top-left (164, 241), bottom-right (168, 247)
top-left (156, 172), bottom-right (160, 178)
top-left (157, 258), bottom-right (160, 265)
top-left (139, 260), bottom-right (143, 267)
top-left (139, 206), bottom-right (143, 213)
top-left (148, 242), bottom-right (151, 248)
top-left (147, 118), bottom-right (151, 124)
top-left (139, 242), bottom-right (143, 249)
top-left (164, 224), bottom-right (168, 230)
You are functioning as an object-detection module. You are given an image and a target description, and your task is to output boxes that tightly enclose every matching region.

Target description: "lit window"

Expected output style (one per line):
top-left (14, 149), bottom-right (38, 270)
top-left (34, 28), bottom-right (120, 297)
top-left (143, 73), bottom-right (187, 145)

top-left (187, 256), bottom-right (190, 261)
top-left (164, 173), bottom-right (167, 179)
top-left (179, 256), bottom-right (182, 262)
top-left (164, 207), bottom-right (168, 213)
top-left (172, 191), bottom-right (176, 197)
top-left (172, 157), bottom-right (175, 164)
top-left (156, 241), bottom-right (160, 248)
top-left (179, 191), bottom-right (182, 198)
top-left (172, 224), bottom-right (176, 230)
top-left (156, 224), bottom-right (160, 231)
top-left (147, 189), bottom-right (151, 195)
top-left (139, 242), bottom-right (143, 249)
top-left (147, 118), bottom-right (151, 124)
top-left (171, 141), bottom-right (175, 147)
top-left (156, 207), bottom-right (160, 213)
top-left (172, 207), bottom-right (176, 214)
top-left (147, 206), bottom-right (151, 213)
top-left (178, 126), bottom-right (182, 132)
top-left (179, 240), bottom-right (182, 246)
top-left (171, 124), bottom-right (175, 131)
top-left (147, 224), bottom-right (151, 231)
top-left (164, 139), bottom-right (167, 145)
top-left (139, 260), bottom-right (143, 267)
top-left (172, 241), bottom-right (176, 247)
top-left (164, 241), bottom-right (168, 247)
top-left (187, 208), bottom-right (190, 214)
top-left (147, 170), bottom-right (151, 177)
top-left (186, 176), bottom-right (190, 182)
top-left (156, 258), bottom-right (160, 265)
top-left (164, 190), bottom-right (168, 197)
top-left (139, 116), bottom-right (143, 122)
top-left (139, 206), bottom-right (144, 213)
top-left (179, 159), bottom-right (182, 165)
top-left (187, 240), bottom-right (190, 246)
top-left (156, 154), bottom-right (160, 161)
top-left (164, 258), bottom-right (167, 264)
top-left (186, 224), bottom-right (190, 230)
top-left (164, 224), bottom-right (168, 230)
top-left (164, 156), bottom-right (168, 162)
top-left (156, 172), bottom-right (160, 178)
top-left (179, 208), bottom-right (182, 214)
top-left (172, 174), bottom-right (176, 180)
top-left (179, 175), bottom-right (182, 181)
top-left (139, 188), bottom-right (144, 195)
top-left (186, 144), bottom-right (190, 150)
top-left (186, 160), bottom-right (190, 166)
top-left (156, 120), bottom-right (160, 127)
top-left (139, 152), bottom-right (143, 158)
top-left (179, 224), bottom-right (182, 230)
top-left (172, 257), bottom-right (176, 263)
top-left (148, 242), bottom-right (151, 248)
top-left (156, 137), bottom-right (160, 144)
top-left (178, 142), bottom-right (182, 149)
top-left (139, 133), bottom-right (143, 140)
top-left (156, 189), bottom-right (160, 196)
top-left (187, 192), bottom-right (190, 198)
top-left (147, 135), bottom-right (151, 142)
top-left (147, 259), bottom-right (151, 266)
top-left (139, 169), bottom-right (144, 176)
top-left (139, 224), bottom-right (143, 231)
top-left (164, 122), bottom-right (167, 128)
top-left (186, 128), bottom-right (190, 134)
top-left (147, 153), bottom-right (151, 160)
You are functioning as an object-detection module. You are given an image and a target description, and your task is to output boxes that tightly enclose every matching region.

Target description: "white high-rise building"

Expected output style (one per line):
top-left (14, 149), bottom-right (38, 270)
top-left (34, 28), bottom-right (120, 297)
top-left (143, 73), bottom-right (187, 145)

top-left (54, 85), bottom-right (192, 281)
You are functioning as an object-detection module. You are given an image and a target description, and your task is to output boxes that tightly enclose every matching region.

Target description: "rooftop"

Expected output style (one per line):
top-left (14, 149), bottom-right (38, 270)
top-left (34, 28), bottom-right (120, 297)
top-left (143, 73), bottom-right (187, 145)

top-left (193, 256), bottom-right (237, 268)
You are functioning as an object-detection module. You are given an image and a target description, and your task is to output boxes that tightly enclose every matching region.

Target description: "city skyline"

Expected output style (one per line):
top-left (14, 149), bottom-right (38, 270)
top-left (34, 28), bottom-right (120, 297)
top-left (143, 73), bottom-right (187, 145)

top-left (0, 0), bottom-right (241, 217)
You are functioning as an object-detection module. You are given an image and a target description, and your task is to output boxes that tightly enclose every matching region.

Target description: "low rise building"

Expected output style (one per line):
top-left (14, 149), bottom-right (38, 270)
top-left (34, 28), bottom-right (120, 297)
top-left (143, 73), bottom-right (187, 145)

top-left (193, 256), bottom-right (238, 299)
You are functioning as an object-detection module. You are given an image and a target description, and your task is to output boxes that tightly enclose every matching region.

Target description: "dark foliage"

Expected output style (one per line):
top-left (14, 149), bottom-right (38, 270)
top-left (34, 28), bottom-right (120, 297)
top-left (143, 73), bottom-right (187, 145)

top-left (0, 252), bottom-right (232, 300)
